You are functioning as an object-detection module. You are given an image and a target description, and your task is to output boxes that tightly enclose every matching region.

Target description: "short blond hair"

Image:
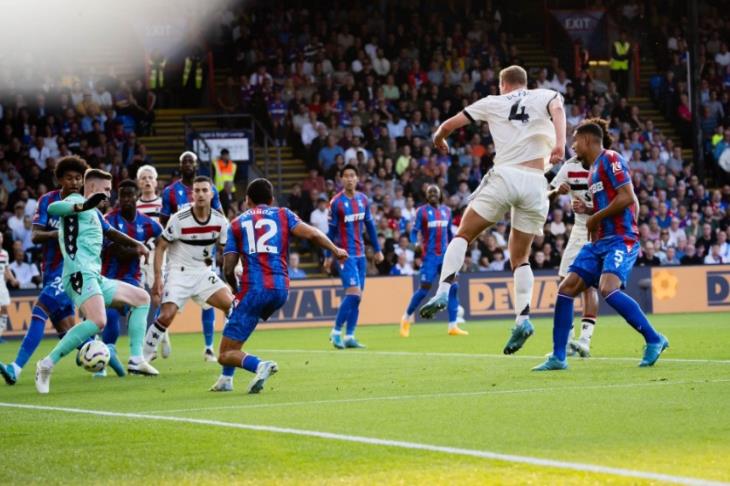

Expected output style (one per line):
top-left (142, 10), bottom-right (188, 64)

top-left (499, 65), bottom-right (527, 87)
top-left (137, 164), bottom-right (158, 179)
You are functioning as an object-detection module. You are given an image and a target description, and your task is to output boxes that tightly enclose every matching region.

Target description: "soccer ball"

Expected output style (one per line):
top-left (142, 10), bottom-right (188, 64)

top-left (78, 340), bottom-right (110, 372)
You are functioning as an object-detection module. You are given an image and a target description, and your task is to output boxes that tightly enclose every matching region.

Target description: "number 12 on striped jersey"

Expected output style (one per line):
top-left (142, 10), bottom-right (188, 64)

top-left (242, 219), bottom-right (279, 254)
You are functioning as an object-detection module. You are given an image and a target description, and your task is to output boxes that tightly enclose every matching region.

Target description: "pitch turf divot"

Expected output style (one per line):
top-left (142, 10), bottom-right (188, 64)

top-left (257, 348), bottom-right (730, 364)
top-left (0, 402), bottom-right (726, 486)
top-left (139, 378), bottom-right (730, 415)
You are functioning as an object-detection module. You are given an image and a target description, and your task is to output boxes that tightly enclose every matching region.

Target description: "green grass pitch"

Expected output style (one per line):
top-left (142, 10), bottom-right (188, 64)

top-left (1, 313), bottom-right (729, 485)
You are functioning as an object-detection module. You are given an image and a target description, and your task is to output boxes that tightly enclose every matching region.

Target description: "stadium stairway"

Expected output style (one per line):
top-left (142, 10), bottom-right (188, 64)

top-left (513, 36), bottom-right (692, 161)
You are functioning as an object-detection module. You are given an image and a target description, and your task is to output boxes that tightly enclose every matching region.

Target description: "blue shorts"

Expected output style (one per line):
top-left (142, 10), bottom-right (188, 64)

top-left (568, 236), bottom-right (639, 288)
top-left (38, 278), bottom-right (75, 324)
top-left (339, 257), bottom-right (366, 290)
top-left (223, 289), bottom-right (289, 342)
top-left (419, 254), bottom-right (444, 285)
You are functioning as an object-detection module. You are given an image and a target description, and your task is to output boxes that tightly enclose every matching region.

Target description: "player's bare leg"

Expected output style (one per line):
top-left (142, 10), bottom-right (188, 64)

top-left (201, 287), bottom-right (235, 362)
top-left (503, 228), bottom-right (537, 355)
top-left (419, 207), bottom-right (493, 318)
top-left (112, 281), bottom-right (156, 375)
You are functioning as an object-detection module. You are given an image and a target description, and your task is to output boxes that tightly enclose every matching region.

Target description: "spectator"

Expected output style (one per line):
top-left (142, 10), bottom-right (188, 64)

top-left (7, 202), bottom-right (26, 236)
top-left (289, 252), bottom-right (307, 280)
top-left (636, 241), bottom-right (661, 266)
top-left (7, 243), bottom-right (40, 289)
top-left (389, 253), bottom-right (414, 276)
top-left (704, 244), bottom-right (726, 264)
top-left (660, 246), bottom-right (681, 266)
top-left (13, 215), bottom-right (34, 252)
top-left (310, 196), bottom-right (329, 235)
top-left (680, 244), bottom-right (703, 265)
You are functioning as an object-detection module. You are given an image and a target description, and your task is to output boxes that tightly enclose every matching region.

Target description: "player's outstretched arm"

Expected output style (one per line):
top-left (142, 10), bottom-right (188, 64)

top-left (48, 193), bottom-right (107, 216)
top-left (433, 112), bottom-right (470, 152)
top-left (548, 97), bottom-right (567, 165)
top-left (31, 225), bottom-right (58, 245)
top-left (292, 222), bottom-right (348, 261)
top-left (586, 183), bottom-right (635, 234)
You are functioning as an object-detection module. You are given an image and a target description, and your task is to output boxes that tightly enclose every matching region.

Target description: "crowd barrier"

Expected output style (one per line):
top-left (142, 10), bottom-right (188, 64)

top-left (3, 265), bottom-right (729, 338)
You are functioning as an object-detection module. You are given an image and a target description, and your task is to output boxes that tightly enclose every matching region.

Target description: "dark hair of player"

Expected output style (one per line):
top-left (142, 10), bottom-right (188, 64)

top-left (118, 179), bottom-right (138, 192)
top-left (193, 175), bottom-right (213, 185)
top-left (84, 168), bottom-right (112, 182)
top-left (582, 118), bottom-right (612, 148)
top-left (499, 65), bottom-right (527, 86)
top-left (55, 156), bottom-right (89, 180)
top-left (247, 178), bottom-right (274, 205)
top-left (574, 122), bottom-right (604, 144)
top-left (340, 163), bottom-right (359, 177)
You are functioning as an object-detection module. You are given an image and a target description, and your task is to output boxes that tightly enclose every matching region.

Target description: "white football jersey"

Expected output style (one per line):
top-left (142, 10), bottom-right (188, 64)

top-left (0, 249), bottom-right (8, 289)
top-left (550, 157), bottom-right (592, 235)
top-left (162, 207), bottom-right (228, 270)
top-left (137, 196), bottom-right (163, 222)
top-left (463, 88), bottom-right (562, 169)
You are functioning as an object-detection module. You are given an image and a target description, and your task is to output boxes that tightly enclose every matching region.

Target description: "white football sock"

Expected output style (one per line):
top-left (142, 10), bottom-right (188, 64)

top-left (143, 322), bottom-right (166, 358)
top-left (513, 264), bottom-right (534, 324)
top-left (436, 237), bottom-right (468, 295)
top-left (448, 321), bottom-right (458, 330)
top-left (579, 318), bottom-right (596, 344)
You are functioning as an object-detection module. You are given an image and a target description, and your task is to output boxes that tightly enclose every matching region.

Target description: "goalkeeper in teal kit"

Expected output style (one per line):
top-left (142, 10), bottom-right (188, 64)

top-left (35, 164), bottom-right (158, 394)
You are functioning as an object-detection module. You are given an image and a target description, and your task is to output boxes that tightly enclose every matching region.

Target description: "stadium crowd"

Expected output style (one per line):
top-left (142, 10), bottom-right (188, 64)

top-left (1, 2), bottom-right (730, 286)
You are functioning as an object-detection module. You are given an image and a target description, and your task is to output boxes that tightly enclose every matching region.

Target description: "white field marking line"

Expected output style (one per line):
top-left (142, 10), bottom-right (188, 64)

top-left (256, 348), bottom-right (730, 364)
top-left (139, 378), bottom-right (730, 415)
top-left (0, 402), bottom-right (725, 486)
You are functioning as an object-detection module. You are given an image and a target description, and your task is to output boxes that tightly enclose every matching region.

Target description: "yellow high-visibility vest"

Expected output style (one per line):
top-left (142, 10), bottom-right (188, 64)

top-left (148, 58), bottom-right (166, 89)
top-left (183, 57), bottom-right (204, 89)
top-left (214, 159), bottom-right (236, 192)
top-left (610, 41), bottom-right (630, 71)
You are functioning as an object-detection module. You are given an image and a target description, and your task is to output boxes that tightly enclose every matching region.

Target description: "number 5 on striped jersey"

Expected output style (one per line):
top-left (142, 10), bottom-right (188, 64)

top-left (242, 219), bottom-right (279, 254)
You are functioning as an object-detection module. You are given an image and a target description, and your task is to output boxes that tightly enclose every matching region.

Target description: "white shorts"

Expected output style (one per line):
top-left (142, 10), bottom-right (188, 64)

top-left (161, 268), bottom-right (227, 310)
top-left (469, 165), bottom-right (549, 236)
top-left (559, 230), bottom-right (589, 277)
top-left (0, 284), bottom-right (9, 306)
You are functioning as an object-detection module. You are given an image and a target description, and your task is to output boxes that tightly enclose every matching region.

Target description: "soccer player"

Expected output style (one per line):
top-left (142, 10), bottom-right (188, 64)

top-left (533, 122), bottom-right (668, 371)
top-left (144, 176), bottom-right (233, 366)
top-left (35, 166), bottom-right (156, 394)
top-left (160, 151), bottom-right (222, 361)
top-left (210, 178), bottom-right (348, 392)
top-left (400, 185), bottom-right (467, 337)
top-left (0, 233), bottom-right (9, 342)
top-left (324, 164), bottom-right (384, 349)
top-left (420, 65), bottom-right (566, 356)
top-left (0, 157), bottom-right (84, 385)
top-left (98, 180), bottom-right (163, 377)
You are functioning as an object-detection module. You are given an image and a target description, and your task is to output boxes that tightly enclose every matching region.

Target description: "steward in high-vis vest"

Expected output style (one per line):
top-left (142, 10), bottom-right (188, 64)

top-left (182, 49), bottom-right (205, 107)
top-left (610, 31), bottom-right (631, 96)
top-left (148, 50), bottom-right (167, 90)
top-left (214, 149), bottom-right (236, 192)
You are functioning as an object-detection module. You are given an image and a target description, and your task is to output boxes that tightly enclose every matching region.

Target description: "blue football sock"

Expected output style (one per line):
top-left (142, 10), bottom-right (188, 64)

top-left (552, 293), bottom-right (575, 361)
top-left (222, 366), bottom-right (236, 377)
top-left (202, 308), bottom-right (215, 348)
top-left (106, 343), bottom-right (126, 376)
top-left (241, 354), bottom-right (260, 373)
top-left (14, 306), bottom-right (48, 368)
top-left (605, 289), bottom-right (661, 344)
top-left (334, 294), bottom-right (355, 331)
top-left (345, 296), bottom-right (362, 336)
top-left (102, 309), bottom-right (121, 345)
top-left (447, 283), bottom-right (459, 323)
top-left (406, 288), bottom-right (429, 316)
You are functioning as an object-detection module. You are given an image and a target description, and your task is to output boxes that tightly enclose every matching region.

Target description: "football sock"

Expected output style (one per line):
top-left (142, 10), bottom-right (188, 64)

top-left (604, 290), bottom-right (661, 344)
top-left (106, 343), bottom-right (126, 377)
top-left (406, 288), bottom-right (429, 317)
top-left (48, 320), bottom-right (99, 365)
top-left (552, 293), bottom-right (575, 361)
top-left (241, 354), bottom-right (260, 373)
top-left (15, 306), bottom-right (48, 368)
top-left (579, 317), bottom-right (596, 344)
top-left (102, 308), bottom-right (121, 345)
top-left (447, 283), bottom-right (459, 326)
top-left (436, 236), bottom-right (468, 295)
top-left (143, 320), bottom-right (167, 357)
top-left (345, 296), bottom-right (361, 336)
top-left (128, 304), bottom-right (150, 358)
top-left (513, 263), bottom-right (534, 324)
top-left (202, 307), bottom-right (215, 348)
top-left (334, 294), bottom-right (357, 331)
top-left (222, 366), bottom-right (235, 377)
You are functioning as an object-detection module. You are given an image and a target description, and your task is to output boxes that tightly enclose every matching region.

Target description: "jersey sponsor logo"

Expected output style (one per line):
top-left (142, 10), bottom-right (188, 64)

top-left (589, 181), bottom-right (604, 194)
top-left (344, 213), bottom-right (366, 223)
top-left (427, 220), bottom-right (449, 228)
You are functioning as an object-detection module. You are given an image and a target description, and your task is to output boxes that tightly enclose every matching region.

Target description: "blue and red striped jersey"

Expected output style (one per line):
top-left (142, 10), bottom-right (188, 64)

top-left (327, 191), bottom-right (381, 257)
top-left (161, 179), bottom-right (222, 217)
top-left (589, 149), bottom-right (638, 241)
top-left (225, 205), bottom-right (301, 295)
top-left (32, 189), bottom-right (66, 285)
top-left (411, 204), bottom-right (452, 257)
top-left (102, 209), bottom-right (162, 285)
